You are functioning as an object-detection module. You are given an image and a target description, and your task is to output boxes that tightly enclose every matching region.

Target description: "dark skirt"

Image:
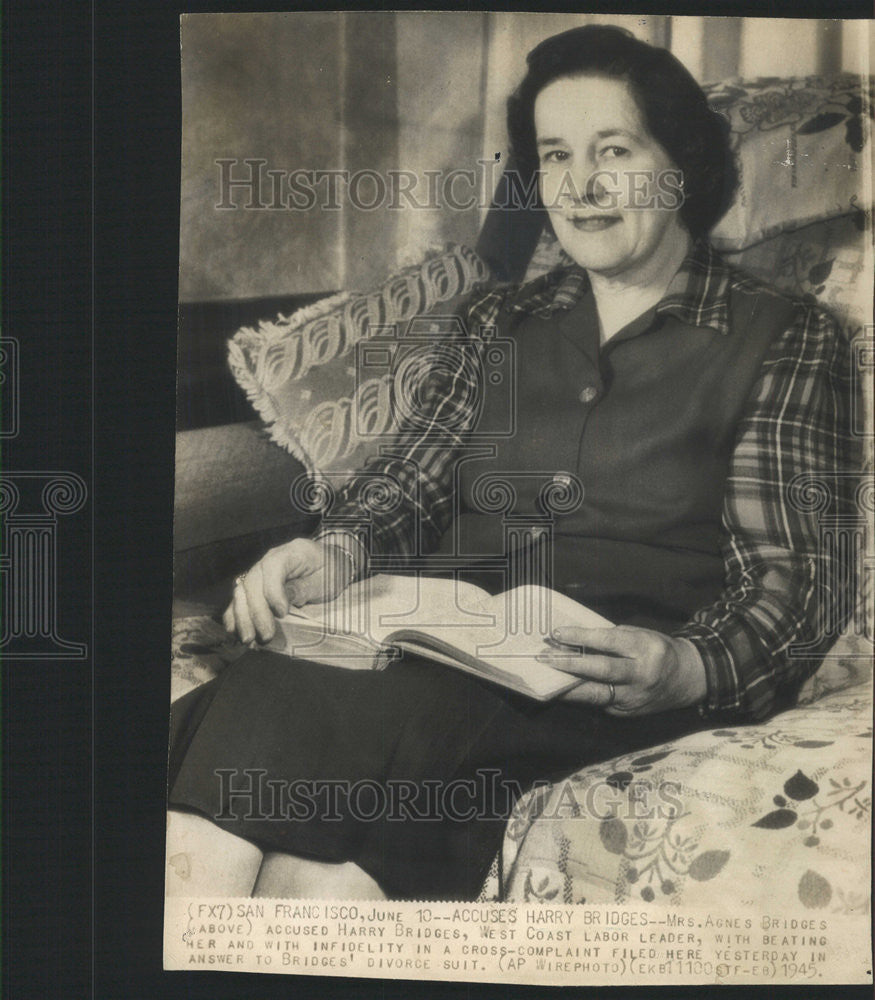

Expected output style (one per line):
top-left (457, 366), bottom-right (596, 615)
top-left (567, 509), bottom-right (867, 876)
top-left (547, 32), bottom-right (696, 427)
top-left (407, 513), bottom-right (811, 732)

top-left (168, 648), bottom-right (701, 900)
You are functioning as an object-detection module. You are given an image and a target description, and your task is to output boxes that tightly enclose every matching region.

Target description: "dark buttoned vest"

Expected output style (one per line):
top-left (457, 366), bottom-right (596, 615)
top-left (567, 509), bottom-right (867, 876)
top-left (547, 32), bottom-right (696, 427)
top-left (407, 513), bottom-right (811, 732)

top-left (435, 274), bottom-right (799, 633)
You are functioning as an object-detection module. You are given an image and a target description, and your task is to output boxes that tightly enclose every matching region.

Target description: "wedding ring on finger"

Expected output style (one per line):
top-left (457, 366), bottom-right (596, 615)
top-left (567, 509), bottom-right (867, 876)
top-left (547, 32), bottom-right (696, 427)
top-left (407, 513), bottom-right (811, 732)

top-left (605, 681), bottom-right (616, 707)
top-left (234, 573), bottom-right (247, 589)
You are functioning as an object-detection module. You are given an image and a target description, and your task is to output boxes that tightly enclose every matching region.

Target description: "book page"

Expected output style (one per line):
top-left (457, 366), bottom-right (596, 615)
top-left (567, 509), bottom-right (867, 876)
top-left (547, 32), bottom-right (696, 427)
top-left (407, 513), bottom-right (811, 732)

top-left (386, 584), bottom-right (613, 697)
top-left (430, 584), bottom-right (613, 662)
top-left (276, 575), bottom-right (600, 695)
top-left (279, 573), bottom-right (496, 648)
top-left (484, 584), bottom-right (613, 641)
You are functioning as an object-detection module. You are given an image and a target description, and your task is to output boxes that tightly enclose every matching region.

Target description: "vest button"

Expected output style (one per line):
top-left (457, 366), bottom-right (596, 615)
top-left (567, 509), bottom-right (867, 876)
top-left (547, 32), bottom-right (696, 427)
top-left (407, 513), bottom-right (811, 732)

top-left (578, 385), bottom-right (598, 404)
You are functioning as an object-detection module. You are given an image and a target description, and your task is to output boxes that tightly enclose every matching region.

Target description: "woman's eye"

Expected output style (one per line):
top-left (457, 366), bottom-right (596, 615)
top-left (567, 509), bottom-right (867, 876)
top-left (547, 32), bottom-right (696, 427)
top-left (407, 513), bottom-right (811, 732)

top-left (541, 149), bottom-right (569, 163)
top-left (601, 145), bottom-right (629, 159)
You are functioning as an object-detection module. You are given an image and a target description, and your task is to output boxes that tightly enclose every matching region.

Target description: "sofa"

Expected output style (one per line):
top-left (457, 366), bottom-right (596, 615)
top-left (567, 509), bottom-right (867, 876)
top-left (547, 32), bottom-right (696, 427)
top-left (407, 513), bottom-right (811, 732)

top-left (171, 74), bottom-right (873, 910)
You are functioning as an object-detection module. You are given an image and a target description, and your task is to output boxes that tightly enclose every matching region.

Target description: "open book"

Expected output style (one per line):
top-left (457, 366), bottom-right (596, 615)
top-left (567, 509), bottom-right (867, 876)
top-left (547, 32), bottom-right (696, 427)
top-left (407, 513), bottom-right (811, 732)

top-left (262, 574), bottom-right (613, 700)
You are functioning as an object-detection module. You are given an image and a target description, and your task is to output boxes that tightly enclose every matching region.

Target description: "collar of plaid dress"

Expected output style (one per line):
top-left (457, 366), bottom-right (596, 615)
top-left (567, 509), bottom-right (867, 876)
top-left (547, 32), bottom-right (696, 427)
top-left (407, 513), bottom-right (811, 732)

top-left (498, 238), bottom-right (734, 336)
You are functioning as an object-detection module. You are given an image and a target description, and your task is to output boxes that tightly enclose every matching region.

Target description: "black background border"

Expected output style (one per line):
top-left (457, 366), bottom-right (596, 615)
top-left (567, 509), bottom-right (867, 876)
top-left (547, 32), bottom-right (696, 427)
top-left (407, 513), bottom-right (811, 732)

top-left (3, 1), bottom-right (873, 997)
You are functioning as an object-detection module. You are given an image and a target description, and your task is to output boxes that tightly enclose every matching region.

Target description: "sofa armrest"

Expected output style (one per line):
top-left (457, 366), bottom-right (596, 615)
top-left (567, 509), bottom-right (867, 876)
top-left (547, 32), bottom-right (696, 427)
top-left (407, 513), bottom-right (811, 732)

top-left (174, 421), bottom-right (318, 600)
top-left (501, 642), bottom-right (872, 912)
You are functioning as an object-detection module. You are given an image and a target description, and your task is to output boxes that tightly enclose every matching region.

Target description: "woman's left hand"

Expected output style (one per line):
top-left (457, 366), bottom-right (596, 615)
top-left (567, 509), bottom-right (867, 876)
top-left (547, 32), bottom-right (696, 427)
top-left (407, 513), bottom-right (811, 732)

top-left (537, 626), bottom-right (708, 716)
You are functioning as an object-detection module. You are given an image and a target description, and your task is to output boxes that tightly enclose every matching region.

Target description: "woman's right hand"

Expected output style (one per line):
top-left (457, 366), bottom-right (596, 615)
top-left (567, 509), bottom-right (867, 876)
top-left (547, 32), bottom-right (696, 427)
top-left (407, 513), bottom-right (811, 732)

top-left (222, 538), bottom-right (353, 644)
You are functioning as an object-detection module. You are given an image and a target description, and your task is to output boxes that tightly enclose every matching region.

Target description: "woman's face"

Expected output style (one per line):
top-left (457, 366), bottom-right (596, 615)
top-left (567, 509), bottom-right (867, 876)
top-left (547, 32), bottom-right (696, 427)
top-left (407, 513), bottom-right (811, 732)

top-left (534, 74), bottom-right (687, 278)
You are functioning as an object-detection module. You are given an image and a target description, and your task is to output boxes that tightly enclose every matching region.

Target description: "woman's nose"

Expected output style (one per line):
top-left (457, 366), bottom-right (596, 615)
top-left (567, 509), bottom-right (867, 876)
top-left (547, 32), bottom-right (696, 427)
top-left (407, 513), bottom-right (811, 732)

top-left (561, 154), bottom-right (611, 208)
top-left (581, 172), bottom-right (606, 207)
top-left (581, 168), bottom-right (614, 210)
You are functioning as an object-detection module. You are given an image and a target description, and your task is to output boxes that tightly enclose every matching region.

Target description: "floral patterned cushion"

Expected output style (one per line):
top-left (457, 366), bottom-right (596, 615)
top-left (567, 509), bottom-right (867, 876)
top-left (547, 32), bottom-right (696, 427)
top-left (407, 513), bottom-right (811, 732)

top-left (498, 635), bottom-right (872, 913)
top-left (724, 212), bottom-right (870, 332)
top-left (170, 612), bottom-right (232, 703)
top-left (705, 75), bottom-right (873, 251)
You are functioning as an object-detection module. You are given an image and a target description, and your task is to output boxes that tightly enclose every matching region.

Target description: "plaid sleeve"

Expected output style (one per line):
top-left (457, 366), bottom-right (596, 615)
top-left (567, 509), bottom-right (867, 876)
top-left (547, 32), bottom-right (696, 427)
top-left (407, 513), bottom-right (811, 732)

top-left (674, 303), bottom-right (860, 721)
top-left (312, 288), bottom-right (506, 570)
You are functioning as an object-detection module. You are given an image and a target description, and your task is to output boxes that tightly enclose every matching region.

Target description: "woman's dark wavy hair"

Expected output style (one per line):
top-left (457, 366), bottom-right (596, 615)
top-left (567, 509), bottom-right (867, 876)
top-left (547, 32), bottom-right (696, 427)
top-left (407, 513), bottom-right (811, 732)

top-left (507, 25), bottom-right (738, 238)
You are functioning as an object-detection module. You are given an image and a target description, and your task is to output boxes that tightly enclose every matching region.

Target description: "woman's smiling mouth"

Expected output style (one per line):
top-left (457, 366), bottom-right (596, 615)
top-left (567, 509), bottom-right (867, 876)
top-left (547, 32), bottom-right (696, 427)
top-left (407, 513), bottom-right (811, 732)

top-left (565, 214), bottom-right (621, 231)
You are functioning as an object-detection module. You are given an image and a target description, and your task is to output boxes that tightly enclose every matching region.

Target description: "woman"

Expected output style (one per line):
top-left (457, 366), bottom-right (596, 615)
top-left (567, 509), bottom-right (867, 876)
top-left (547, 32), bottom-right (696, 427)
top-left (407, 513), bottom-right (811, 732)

top-left (166, 26), bottom-right (854, 902)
